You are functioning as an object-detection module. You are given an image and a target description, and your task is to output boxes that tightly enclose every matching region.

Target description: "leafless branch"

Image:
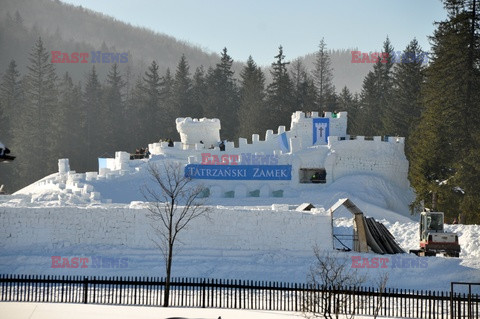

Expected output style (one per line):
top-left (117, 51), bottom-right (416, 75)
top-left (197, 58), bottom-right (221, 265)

top-left (373, 272), bottom-right (389, 319)
top-left (141, 160), bottom-right (210, 307)
top-left (303, 248), bottom-right (366, 319)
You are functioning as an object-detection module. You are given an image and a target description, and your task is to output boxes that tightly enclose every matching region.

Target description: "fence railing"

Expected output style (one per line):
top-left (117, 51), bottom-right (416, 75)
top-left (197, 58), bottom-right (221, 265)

top-left (451, 282), bottom-right (480, 319)
top-left (1, 275), bottom-right (479, 319)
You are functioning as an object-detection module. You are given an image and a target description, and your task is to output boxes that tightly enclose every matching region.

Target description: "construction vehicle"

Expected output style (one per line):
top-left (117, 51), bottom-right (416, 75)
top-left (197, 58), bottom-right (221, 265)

top-left (0, 141), bottom-right (15, 163)
top-left (410, 209), bottom-right (460, 257)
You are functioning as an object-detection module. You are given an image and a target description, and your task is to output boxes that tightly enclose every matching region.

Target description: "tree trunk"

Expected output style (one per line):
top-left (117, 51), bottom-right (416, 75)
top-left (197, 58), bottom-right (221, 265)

top-left (432, 191), bottom-right (438, 211)
top-left (164, 245), bottom-right (173, 307)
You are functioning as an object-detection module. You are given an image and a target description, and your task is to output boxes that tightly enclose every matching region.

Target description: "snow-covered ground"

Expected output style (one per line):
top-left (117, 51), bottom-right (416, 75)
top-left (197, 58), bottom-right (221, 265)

top-left (0, 302), bottom-right (406, 319)
top-left (1, 147), bottom-right (479, 294)
top-left (1, 187), bottom-right (479, 293)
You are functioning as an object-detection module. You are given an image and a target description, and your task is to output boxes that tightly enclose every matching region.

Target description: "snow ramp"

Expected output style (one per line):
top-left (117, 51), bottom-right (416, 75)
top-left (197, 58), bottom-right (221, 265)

top-left (328, 198), bottom-right (405, 254)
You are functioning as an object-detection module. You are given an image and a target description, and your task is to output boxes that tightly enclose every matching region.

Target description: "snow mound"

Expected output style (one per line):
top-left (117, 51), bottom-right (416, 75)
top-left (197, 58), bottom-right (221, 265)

top-left (13, 167), bottom-right (414, 223)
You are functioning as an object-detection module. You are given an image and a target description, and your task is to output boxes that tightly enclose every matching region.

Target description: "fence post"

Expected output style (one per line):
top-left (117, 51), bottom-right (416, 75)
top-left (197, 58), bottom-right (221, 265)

top-left (468, 284), bottom-right (472, 319)
top-left (269, 281), bottom-right (272, 310)
top-left (460, 288), bottom-right (464, 319)
top-left (295, 283), bottom-right (298, 312)
top-left (202, 278), bottom-right (206, 308)
top-left (450, 283), bottom-right (454, 319)
top-left (83, 277), bottom-right (88, 304)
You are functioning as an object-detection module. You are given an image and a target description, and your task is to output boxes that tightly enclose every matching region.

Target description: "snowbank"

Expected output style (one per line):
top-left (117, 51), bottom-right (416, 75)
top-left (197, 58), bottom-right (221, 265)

top-left (0, 302), bottom-right (307, 319)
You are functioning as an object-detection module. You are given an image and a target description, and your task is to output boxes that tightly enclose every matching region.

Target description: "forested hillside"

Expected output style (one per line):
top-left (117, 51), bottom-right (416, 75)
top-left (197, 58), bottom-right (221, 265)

top-left (0, 0), bottom-right (222, 84)
top-left (0, 0), bottom-right (372, 91)
top-left (0, 0), bottom-right (478, 223)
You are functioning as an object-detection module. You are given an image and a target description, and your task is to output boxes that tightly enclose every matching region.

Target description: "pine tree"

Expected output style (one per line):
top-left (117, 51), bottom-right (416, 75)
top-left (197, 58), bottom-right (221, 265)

top-left (14, 10), bottom-right (24, 25)
top-left (20, 37), bottom-right (59, 183)
top-left (125, 77), bottom-right (146, 151)
top-left (359, 37), bottom-right (395, 136)
top-left (0, 59), bottom-right (22, 192)
top-left (191, 66), bottom-right (207, 118)
top-left (142, 61), bottom-right (164, 142)
top-left (377, 37), bottom-right (395, 135)
top-left (409, 0), bottom-right (480, 222)
top-left (161, 68), bottom-right (176, 139)
top-left (172, 55), bottom-right (193, 118)
top-left (104, 63), bottom-right (125, 151)
top-left (384, 39), bottom-right (426, 139)
top-left (454, 137), bottom-right (480, 223)
top-left (408, 105), bottom-right (455, 213)
top-left (448, 0), bottom-right (480, 222)
top-left (0, 60), bottom-right (22, 144)
top-left (290, 59), bottom-right (317, 112)
top-left (337, 86), bottom-right (360, 135)
top-left (57, 72), bottom-right (85, 169)
top-left (357, 71), bottom-right (378, 135)
top-left (455, 0), bottom-right (480, 223)
top-left (266, 46), bottom-right (295, 130)
top-left (83, 65), bottom-right (104, 161)
top-left (204, 48), bottom-right (239, 141)
top-left (238, 56), bottom-right (267, 139)
top-left (312, 38), bottom-right (335, 111)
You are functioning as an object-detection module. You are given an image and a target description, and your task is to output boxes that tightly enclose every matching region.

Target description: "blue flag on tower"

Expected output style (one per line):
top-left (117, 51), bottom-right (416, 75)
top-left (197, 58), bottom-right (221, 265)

top-left (312, 118), bottom-right (330, 145)
top-left (278, 132), bottom-right (290, 152)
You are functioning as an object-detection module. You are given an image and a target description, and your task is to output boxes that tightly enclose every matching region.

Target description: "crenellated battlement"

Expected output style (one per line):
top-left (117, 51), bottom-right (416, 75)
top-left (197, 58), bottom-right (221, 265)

top-left (147, 111), bottom-right (402, 158)
top-left (328, 135), bottom-right (405, 144)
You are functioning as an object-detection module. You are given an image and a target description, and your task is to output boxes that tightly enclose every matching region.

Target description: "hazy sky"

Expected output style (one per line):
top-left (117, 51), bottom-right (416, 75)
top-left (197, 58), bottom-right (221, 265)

top-left (61, 0), bottom-right (447, 66)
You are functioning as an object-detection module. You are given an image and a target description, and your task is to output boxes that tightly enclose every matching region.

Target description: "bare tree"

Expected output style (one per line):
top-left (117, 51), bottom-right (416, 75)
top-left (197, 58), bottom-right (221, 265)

top-left (372, 272), bottom-right (389, 319)
top-left (142, 161), bottom-right (209, 307)
top-left (303, 248), bottom-right (366, 319)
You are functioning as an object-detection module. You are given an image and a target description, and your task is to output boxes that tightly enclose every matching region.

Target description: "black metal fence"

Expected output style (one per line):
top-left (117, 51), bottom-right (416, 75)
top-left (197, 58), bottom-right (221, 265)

top-left (1, 274), bottom-right (479, 319)
top-left (451, 282), bottom-right (480, 319)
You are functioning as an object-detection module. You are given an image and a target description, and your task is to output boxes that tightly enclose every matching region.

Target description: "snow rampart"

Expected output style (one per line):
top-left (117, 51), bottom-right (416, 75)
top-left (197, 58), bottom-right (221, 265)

top-left (0, 205), bottom-right (332, 254)
top-left (327, 136), bottom-right (409, 189)
top-left (149, 111), bottom-right (349, 155)
top-left (14, 111), bottom-right (412, 203)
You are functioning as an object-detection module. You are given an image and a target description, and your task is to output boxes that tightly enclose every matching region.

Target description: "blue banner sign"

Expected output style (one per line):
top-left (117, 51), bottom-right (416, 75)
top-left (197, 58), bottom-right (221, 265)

top-left (185, 164), bottom-right (292, 180)
top-left (313, 118), bottom-right (330, 144)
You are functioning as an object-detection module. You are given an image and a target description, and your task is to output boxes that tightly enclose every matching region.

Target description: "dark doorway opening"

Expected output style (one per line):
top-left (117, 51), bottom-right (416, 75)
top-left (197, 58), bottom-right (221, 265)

top-left (299, 168), bottom-right (326, 183)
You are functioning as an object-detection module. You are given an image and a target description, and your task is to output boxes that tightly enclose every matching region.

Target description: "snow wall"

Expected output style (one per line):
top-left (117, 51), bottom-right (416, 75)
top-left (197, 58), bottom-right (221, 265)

top-left (0, 205), bottom-right (332, 254)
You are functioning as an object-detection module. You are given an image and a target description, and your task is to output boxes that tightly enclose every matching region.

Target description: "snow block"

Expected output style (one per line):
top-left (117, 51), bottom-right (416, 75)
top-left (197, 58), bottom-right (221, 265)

top-left (58, 159), bottom-right (70, 174)
top-left (85, 172), bottom-right (98, 181)
top-left (234, 185), bottom-right (247, 198)
top-left (209, 185), bottom-right (223, 198)
top-left (176, 117), bottom-right (221, 148)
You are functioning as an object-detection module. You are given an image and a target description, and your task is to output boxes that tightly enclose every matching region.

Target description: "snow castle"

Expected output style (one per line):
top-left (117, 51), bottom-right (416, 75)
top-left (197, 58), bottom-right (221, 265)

top-left (2, 110), bottom-right (416, 280)
top-left (16, 110), bottom-right (410, 204)
top-left (93, 110), bottom-right (409, 200)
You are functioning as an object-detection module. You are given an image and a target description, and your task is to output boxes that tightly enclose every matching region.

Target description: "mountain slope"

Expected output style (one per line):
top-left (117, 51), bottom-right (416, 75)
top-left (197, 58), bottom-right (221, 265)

top-left (0, 0), bottom-right (370, 92)
top-left (0, 0), bottom-right (222, 82)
